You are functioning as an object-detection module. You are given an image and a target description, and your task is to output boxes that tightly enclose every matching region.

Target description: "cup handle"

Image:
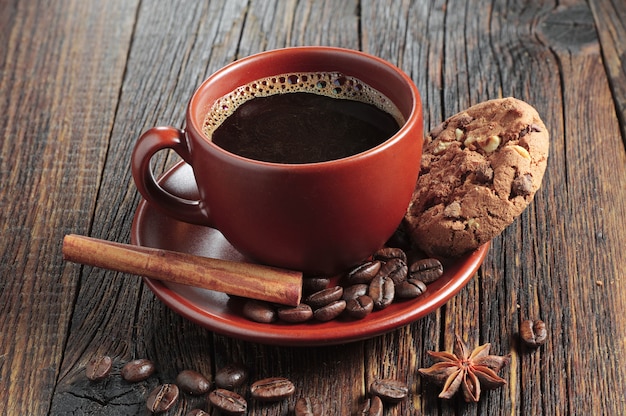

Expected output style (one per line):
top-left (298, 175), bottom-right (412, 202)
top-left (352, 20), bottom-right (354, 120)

top-left (131, 126), bottom-right (212, 226)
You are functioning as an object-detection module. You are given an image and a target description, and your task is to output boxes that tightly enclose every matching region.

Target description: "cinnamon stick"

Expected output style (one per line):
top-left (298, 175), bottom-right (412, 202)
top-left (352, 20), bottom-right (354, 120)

top-left (62, 234), bottom-right (302, 306)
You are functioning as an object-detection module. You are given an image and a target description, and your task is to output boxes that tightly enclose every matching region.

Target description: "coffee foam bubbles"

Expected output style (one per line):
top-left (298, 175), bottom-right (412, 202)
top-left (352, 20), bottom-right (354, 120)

top-left (202, 72), bottom-right (405, 138)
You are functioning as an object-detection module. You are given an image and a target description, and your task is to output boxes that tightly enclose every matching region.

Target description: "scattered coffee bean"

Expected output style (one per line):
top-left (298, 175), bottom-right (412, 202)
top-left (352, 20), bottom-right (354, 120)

top-left (175, 369), bottom-right (211, 395)
top-left (215, 363), bottom-right (249, 389)
top-left (374, 247), bottom-right (407, 263)
top-left (242, 300), bottom-right (277, 323)
top-left (146, 383), bottom-right (179, 414)
top-left (345, 295), bottom-right (374, 319)
top-left (121, 358), bottom-right (155, 382)
top-left (409, 258), bottom-right (443, 283)
top-left (342, 283), bottom-right (369, 301)
top-left (313, 299), bottom-right (346, 321)
top-left (520, 319), bottom-right (548, 348)
top-left (186, 409), bottom-right (209, 416)
top-left (90, 352), bottom-right (419, 414)
top-left (370, 378), bottom-right (408, 403)
top-left (278, 303), bottom-right (314, 323)
top-left (250, 377), bottom-right (295, 401)
top-left (377, 258), bottom-right (407, 284)
top-left (86, 355), bottom-right (112, 381)
top-left (294, 396), bottom-right (325, 416)
top-left (346, 261), bottom-right (382, 284)
top-left (305, 286), bottom-right (343, 309)
top-left (302, 276), bottom-right (330, 295)
top-left (357, 395), bottom-right (383, 416)
top-left (368, 274), bottom-right (395, 309)
top-left (395, 279), bottom-right (427, 299)
top-left (208, 388), bottom-right (247, 415)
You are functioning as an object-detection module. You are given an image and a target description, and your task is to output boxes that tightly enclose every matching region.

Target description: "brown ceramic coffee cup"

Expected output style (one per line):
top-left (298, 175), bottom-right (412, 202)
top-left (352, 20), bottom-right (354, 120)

top-left (132, 47), bottom-right (423, 275)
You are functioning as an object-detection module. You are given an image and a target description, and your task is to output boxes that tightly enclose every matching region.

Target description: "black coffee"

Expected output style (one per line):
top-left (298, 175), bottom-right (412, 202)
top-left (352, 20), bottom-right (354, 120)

top-left (203, 72), bottom-right (403, 164)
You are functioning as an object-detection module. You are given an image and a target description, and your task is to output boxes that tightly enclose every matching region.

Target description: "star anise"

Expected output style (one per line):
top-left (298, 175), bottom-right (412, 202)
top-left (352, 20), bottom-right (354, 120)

top-left (418, 334), bottom-right (511, 402)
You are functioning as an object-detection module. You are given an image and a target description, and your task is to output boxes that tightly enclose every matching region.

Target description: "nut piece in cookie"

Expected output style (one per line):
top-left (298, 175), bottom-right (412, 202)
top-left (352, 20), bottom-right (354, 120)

top-left (404, 97), bottom-right (549, 257)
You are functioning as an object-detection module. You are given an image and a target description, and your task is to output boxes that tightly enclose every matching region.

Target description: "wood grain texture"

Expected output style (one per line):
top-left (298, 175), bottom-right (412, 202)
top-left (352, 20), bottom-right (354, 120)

top-left (50, 1), bottom-right (249, 414)
top-left (536, 2), bottom-right (626, 414)
top-left (0, 0), bottom-right (137, 414)
top-left (2, 0), bottom-right (626, 415)
top-left (590, 0), bottom-right (626, 142)
top-left (361, 2), bottom-right (446, 414)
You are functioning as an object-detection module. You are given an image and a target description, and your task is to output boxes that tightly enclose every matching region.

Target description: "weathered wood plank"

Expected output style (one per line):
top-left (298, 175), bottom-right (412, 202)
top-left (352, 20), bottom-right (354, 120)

top-left (49, 1), bottom-right (249, 415)
top-left (49, 1), bottom-right (360, 415)
top-left (360, 3), bottom-right (447, 414)
top-left (365, 0), bottom-right (626, 415)
top-left (3, 0), bottom-right (624, 415)
top-left (458, 1), bottom-right (565, 415)
top-left (534, 2), bottom-right (626, 414)
top-left (237, 0), bottom-right (360, 57)
top-left (590, 0), bottom-right (626, 142)
top-left (0, 0), bottom-right (138, 414)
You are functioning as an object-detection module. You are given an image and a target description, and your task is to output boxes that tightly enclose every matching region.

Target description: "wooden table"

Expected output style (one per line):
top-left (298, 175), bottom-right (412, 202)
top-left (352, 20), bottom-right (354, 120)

top-left (2, 0), bottom-right (625, 414)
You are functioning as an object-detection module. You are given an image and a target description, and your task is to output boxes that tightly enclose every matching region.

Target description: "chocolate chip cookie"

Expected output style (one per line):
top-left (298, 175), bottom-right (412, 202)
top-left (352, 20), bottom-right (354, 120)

top-left (404, 97), bottom-right (549, 257)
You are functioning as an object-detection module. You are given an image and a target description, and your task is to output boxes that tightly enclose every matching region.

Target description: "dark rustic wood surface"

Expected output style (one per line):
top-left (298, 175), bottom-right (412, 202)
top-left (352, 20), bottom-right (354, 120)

top-left (1, 0), bottom-right (625, 414)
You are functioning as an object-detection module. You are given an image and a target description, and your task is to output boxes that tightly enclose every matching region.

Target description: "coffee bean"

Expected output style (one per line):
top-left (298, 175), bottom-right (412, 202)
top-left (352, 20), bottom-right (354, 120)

top-left (395, 279), bottom-right (427, 299)
top-left (215, 363), bottom-right (248, 389)
top-left (302, 276), bottom-right (330, 295)
top-left (208, 388), bottom-right (247, 415)
top-left (240, 247), bottom-right (445, 325)
top-left (242, 300), bottom-right (277, 323)
top-left (294, 397), bottom-right (325, 416)
top-left (86, 355), bottom-right (112, 381)
top-left (377, 258), bottom-right (407, 284)
top-left (345, 295), bottom-right (374, 319)
top-left (278, 303), bottom-right (313, 323)
top-left (250, 377), bottom-right (295, 401)
top-left (368, 274), bottom-right (395, 309)
top-left (176, 369), bottom-right (211, 395)
top-left (305, 286), bottom-right (343, 309)
top-left (146, 383), bottom-right (179, 413)
top-left (370, 378), bottom-right (408, 403)
top-left (346, 261), bottom-right (381, 284)
top-left (121, 358), bottom-right (155, 382)
top-left (520, 319), bottom-right (548, 348)
top-left (357, 395), bottom-right (383, 416)
top-left (409, 258), bottom-right (443, 283)
top-left (373, 247), bottom-right (407, 263)
top-left (342, 283), bottom-right (369, 301)
top-left (313, 299), bottom-right (346, 321)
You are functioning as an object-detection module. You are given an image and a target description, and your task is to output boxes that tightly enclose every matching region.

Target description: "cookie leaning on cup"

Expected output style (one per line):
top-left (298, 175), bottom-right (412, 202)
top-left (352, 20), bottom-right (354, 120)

top-left (404, 97), bottom-right (549, 258)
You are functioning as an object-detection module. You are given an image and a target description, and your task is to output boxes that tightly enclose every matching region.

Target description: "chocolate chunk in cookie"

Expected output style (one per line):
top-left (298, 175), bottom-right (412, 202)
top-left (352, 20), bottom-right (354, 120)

top-left (404, 97), bottom-right (549, 257)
